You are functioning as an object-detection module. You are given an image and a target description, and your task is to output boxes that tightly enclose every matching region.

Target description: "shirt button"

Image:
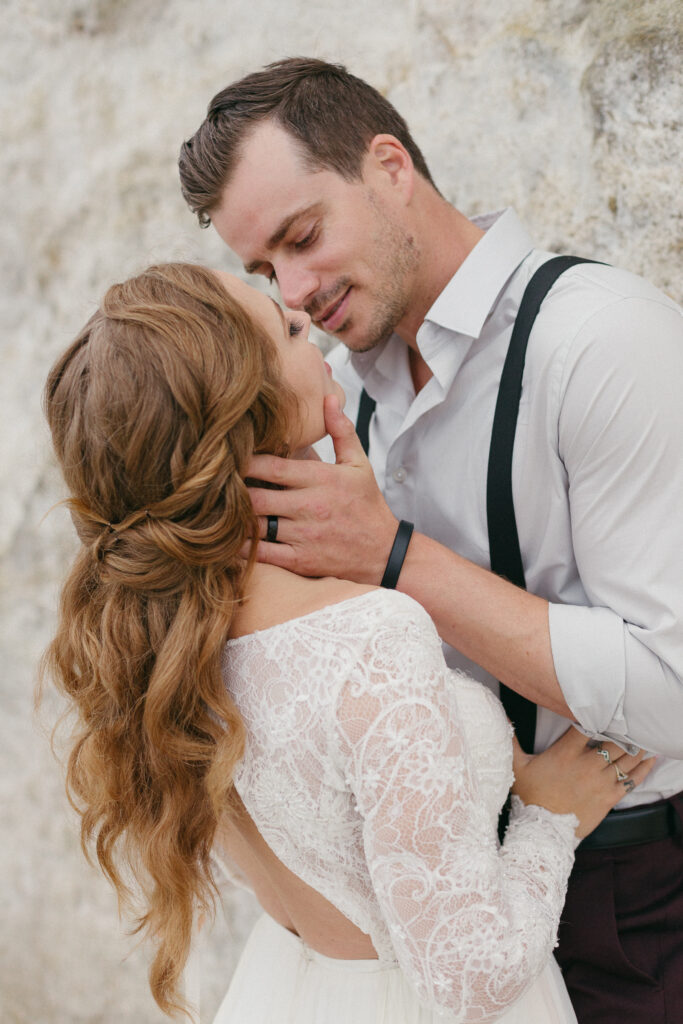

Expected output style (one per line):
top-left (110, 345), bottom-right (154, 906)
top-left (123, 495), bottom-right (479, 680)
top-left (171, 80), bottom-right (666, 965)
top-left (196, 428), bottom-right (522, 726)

top-left (392, 467), bottom-right (407, 483)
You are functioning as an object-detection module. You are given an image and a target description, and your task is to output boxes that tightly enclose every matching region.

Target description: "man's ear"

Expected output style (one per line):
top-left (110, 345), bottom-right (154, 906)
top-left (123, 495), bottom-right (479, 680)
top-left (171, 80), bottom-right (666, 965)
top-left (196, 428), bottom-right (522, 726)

top-left (365, 134), bottom-right (415, 202)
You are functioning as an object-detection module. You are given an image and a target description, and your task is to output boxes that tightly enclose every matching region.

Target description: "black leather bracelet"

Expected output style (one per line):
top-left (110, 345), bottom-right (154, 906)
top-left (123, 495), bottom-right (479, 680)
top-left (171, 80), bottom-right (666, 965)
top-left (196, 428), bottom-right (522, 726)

top-left (380, 520), bottom-right (414, 589)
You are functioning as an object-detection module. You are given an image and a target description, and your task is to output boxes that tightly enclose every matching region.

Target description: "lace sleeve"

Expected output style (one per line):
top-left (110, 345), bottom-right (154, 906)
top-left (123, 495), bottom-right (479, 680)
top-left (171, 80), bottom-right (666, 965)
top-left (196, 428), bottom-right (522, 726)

top-left (334, 600), bottom-right (577, 1022)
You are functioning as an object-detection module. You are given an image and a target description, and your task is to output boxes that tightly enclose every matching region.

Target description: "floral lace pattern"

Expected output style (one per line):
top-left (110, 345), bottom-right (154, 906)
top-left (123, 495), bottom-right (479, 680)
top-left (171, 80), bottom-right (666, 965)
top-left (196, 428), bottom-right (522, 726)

top-left (223, 590), bottom-right (577, 1021)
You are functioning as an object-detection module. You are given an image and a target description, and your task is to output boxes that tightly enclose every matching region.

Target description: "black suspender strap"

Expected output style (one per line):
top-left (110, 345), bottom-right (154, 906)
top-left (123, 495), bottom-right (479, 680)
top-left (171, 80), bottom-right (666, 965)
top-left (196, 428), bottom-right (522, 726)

top-left (356, 387), bottom-right (376, 456)
top-left (354, 256), bottom-right (599, 758)
top-left (487, 255), bottom-right (599, 754)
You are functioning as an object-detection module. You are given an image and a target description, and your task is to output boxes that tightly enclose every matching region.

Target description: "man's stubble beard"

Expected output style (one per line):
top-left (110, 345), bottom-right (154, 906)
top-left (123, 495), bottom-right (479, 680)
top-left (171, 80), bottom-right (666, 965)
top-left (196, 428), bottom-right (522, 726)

top-left (338, 191), bottom-right (421, 354)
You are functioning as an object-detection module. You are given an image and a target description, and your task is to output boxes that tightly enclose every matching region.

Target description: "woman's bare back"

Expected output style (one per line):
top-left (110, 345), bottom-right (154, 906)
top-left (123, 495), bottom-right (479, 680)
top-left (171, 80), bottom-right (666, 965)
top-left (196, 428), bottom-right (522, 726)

top-left (220, 564), bottom-right (378, 960)
top-left (215, 798), bottom-right (377, 959)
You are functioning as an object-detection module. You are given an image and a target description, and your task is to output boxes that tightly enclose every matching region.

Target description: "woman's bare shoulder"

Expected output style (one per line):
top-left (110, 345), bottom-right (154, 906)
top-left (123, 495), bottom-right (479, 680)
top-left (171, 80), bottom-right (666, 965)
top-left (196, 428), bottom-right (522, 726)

top-left (229, 565), bottom-right (378, 639)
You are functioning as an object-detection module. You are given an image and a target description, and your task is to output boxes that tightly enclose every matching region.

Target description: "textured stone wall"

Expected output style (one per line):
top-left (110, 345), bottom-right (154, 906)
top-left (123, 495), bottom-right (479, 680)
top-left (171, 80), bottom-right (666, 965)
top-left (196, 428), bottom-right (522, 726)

top-left (2, 1), bottom-right (681, 1020)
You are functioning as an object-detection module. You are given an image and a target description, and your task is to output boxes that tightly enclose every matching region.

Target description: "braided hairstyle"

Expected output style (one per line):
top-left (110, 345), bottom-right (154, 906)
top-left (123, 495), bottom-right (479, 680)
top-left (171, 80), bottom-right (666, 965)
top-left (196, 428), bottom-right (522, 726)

top-left (42, 263), bottom-right (297, 1016)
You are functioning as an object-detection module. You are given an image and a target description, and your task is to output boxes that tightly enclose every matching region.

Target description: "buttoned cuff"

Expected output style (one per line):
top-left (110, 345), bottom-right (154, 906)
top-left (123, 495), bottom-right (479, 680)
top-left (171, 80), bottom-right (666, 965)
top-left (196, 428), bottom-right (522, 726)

top-left (548, 603), bottom-right (633, 748)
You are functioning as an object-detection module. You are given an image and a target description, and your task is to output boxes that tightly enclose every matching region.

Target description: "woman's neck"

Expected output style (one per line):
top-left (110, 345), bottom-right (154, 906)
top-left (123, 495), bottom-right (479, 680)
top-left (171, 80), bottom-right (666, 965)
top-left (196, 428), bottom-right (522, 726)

top-left (229, 563), bottom-right (375, 640)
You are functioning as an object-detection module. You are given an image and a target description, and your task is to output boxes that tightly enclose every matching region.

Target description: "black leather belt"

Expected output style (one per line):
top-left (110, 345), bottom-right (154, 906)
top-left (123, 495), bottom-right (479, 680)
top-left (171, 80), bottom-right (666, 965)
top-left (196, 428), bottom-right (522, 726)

top-left (580, 800), bottom-right (683, 850)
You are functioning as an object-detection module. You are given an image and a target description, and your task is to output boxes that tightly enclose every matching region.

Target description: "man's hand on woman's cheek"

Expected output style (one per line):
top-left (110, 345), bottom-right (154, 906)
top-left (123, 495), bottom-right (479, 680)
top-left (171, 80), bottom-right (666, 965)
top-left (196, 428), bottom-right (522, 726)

top-left (244, 396), bottom-right (398, 581)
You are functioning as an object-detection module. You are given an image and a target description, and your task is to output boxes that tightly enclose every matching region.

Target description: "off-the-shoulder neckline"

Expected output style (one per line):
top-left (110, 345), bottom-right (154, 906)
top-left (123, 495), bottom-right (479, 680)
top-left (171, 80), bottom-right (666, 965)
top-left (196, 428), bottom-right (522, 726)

top-left (226, 587), bottom-right (417, 646)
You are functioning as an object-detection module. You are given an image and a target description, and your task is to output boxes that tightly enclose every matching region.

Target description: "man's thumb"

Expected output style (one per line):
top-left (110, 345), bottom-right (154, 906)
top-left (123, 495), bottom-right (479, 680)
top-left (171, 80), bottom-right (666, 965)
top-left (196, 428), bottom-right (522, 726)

top-left (324, 394), bottom-right (366, 465)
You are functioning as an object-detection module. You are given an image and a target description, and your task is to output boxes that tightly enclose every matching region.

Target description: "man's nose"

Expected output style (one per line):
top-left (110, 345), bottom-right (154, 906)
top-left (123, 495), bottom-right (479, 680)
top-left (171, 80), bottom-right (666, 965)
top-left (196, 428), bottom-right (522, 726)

top-left (276, 262), bottom-right (319, 311)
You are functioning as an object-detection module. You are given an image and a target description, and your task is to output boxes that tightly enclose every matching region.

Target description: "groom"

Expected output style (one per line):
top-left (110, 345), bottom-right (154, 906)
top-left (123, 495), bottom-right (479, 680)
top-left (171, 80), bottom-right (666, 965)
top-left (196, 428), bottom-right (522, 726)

top-left (179, 58), bottom-right (683, 1021)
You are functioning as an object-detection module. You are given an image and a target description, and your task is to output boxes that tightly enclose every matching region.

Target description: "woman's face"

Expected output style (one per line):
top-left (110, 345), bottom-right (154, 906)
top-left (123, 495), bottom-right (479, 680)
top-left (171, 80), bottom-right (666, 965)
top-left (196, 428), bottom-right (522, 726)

top-left (214, 271), bottom-right (345, 451)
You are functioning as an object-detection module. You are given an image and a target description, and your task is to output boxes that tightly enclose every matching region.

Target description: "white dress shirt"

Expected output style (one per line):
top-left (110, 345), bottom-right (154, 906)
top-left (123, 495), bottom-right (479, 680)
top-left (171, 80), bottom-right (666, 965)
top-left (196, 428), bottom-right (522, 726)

top-left (322, 208), bottom-right (683, 807)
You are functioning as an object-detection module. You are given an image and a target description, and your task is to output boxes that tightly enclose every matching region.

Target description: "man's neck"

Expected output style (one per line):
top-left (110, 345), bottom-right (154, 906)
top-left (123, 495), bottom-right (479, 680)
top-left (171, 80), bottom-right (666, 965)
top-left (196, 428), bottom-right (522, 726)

top-left (395, 198), bottom-right (485, 351)
top-left (408, 346), bottom-right (432, 394)
top-left (395, 197), bottom-right (485, 392)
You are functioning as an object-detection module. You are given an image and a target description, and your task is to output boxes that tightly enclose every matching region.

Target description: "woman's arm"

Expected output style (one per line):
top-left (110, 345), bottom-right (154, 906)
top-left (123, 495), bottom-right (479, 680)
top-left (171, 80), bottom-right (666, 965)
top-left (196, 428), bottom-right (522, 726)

top-left (334, 595), bottom-right (651, 1021)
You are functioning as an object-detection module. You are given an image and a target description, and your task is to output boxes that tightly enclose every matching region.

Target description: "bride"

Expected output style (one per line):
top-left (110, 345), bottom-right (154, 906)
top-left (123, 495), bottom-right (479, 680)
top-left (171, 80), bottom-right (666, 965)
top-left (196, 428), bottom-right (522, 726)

top-left (43, 263), bottom-right (651, 1023)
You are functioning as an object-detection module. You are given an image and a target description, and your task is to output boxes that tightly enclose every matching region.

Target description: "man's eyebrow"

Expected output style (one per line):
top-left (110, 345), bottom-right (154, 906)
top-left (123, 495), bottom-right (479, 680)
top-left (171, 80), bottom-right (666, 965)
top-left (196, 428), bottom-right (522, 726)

top-left (243, 203), bottom-right (322, 275)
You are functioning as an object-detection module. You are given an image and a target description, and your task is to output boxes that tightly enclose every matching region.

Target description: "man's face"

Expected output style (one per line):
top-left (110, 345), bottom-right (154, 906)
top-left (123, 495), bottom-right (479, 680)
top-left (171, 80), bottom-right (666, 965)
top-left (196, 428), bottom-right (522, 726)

top-left (211, 121), bottom-right (419, 352)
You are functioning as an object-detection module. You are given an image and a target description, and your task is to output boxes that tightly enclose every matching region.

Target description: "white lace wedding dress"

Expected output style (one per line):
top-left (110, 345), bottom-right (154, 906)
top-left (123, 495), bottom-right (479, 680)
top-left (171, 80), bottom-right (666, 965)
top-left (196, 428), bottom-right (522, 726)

top-left (209, 589), bottom-right (578, 1023)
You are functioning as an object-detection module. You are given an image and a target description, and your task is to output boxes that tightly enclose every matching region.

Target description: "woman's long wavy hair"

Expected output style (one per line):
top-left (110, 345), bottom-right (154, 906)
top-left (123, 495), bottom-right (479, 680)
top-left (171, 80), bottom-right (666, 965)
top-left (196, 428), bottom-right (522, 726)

top-left (42, 263), bottom-right (297, 1016)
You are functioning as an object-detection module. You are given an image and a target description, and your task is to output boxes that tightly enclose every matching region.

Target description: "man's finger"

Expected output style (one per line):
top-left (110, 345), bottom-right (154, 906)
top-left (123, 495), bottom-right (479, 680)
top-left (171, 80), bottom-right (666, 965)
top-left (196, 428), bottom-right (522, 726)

top-left (255, 514), bottom-right (291, 543)
top-left (324, 394), bottom-right (368, 467)
top-left (245, 538), bottom-right (297, 571)
top-left (291, 445), bottom-right (322, 462)
top-left (245, 453), bottom-right (325, 490)
top-left (248, 487), bottom-right (297, 517)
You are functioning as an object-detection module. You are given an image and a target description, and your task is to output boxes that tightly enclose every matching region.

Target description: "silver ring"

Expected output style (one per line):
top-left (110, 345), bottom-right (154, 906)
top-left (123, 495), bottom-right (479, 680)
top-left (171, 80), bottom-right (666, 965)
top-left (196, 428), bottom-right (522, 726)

top-left (266, 515), bottom-right (279, 543)
top-left (596, 744), bottom-right (612, 765)
top-left (623, 778), bottom-right (636, 792)
top-left (614, 764), bottom-right (629, 783)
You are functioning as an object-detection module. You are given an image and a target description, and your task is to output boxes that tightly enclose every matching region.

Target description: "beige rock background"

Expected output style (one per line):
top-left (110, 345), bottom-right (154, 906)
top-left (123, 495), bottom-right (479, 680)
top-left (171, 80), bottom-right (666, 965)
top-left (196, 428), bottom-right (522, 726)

top-left (1, 0), bottom-right (681, 1020)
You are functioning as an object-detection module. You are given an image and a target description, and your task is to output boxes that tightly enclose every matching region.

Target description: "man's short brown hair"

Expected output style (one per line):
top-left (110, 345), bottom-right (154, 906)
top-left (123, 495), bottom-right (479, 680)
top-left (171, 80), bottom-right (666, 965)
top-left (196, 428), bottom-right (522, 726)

top-left (179, 57), bottom-right (437, 227)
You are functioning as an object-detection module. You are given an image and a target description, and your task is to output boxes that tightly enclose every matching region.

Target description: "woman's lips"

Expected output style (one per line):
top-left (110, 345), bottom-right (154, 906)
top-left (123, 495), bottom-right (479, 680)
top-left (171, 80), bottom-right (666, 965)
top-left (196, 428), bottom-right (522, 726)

top-left (320, 287), bottom-right (351, 331)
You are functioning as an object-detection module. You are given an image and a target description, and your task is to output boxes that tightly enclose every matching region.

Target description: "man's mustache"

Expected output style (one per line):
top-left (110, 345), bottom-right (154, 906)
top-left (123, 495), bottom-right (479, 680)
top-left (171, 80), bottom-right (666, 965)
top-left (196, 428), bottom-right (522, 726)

top-left (304, 277), bottom-right (352, 321)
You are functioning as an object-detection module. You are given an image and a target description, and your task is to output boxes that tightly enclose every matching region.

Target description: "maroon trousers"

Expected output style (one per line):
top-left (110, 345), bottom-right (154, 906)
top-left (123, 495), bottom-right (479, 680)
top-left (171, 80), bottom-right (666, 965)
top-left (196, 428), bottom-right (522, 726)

top-left (555, 792), bottom-right (683, 1023)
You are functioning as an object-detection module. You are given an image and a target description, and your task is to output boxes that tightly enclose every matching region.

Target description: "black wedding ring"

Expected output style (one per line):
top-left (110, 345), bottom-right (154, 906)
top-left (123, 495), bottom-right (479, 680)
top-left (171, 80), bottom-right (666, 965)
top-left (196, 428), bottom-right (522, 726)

top-left (266, 515), bottom-right (279, 543)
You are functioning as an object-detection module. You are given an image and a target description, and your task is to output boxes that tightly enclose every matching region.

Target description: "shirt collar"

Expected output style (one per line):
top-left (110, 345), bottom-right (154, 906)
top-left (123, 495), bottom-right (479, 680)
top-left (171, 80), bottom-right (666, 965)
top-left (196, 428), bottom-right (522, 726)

top-left (348, 208), bottom-right (533, 388)
top-left (423, 208), bottom-right (533, 339)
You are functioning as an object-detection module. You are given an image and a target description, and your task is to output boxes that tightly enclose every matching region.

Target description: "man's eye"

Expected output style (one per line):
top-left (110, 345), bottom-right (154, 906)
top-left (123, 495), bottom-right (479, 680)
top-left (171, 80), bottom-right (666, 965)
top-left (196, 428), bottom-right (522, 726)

top-left (288, 319), bottom-right (305, 337)
top-left (294, 228), bottom-right (317, 250)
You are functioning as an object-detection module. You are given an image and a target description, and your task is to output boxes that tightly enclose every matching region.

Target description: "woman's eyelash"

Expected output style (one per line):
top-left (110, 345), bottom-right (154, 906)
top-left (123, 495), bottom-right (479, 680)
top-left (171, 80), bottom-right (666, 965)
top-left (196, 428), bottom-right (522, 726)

top-left (288, 319), bottom-right (305, 337)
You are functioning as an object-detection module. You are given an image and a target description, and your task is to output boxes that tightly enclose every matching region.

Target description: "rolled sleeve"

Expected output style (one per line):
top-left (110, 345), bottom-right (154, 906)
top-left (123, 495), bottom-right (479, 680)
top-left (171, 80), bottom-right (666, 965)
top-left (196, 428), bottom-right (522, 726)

top-left (549, 602), bottom-right (627, 739)
top-left (550, 600), bottom-right (683, 757)
top-left (549, 291), bottom-right (683, 758)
